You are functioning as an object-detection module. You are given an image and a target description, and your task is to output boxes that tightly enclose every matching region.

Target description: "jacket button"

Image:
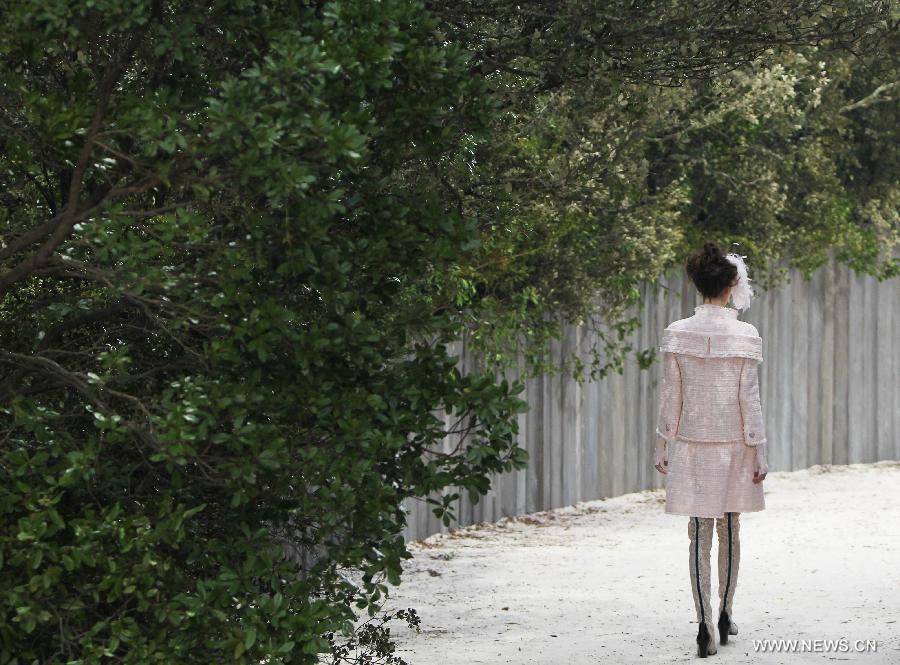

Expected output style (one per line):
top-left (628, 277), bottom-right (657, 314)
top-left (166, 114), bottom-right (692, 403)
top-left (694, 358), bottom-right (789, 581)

top-left (665, 425), bottom-right (670, 431)
top-left (749, 432), bottom-right (755, 438)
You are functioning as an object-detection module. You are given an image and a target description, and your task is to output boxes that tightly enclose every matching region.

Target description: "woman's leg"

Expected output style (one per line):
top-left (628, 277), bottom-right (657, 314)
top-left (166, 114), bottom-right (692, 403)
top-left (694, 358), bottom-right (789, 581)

top-left (688, 516), bottom-right (715, 637)
top-left (716, 512), bottom-right (741, 631)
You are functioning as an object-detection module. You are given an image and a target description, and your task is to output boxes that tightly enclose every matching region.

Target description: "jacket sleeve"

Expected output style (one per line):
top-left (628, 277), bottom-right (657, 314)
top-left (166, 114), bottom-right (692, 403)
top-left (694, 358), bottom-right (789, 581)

top-left (738, 357), bottom-right (767, 446)
top-left (655, 351), bottom-right (682, 442)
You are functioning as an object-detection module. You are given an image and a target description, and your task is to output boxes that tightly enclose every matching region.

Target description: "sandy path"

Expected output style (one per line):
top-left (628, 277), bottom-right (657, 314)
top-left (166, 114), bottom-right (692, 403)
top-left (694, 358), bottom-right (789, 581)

top-left (381, 461), bottom-right (900, 664)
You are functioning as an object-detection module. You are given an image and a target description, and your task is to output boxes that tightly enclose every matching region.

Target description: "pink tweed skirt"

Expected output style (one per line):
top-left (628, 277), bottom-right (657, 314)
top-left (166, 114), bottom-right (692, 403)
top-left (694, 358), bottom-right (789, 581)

top-left (664, 438), bottom-right (765, 518)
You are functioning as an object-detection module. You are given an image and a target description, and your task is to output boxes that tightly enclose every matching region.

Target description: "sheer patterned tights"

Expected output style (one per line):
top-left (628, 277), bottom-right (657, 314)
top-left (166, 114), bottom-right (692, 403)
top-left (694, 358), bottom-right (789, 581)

top-left (688, 512), bottom-right (740, 636)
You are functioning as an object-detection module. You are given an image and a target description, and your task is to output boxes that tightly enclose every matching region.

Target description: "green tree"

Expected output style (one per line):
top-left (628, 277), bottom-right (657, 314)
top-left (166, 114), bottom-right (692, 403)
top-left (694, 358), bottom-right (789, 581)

top-left (428, 1), bottom-right (897, 381)
top-left (0, 1), bottom-right (526, 662)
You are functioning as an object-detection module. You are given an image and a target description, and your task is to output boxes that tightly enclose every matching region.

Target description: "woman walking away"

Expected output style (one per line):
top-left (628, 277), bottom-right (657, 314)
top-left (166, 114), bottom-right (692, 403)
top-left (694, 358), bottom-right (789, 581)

top-left (654, 242), bottom-right (769, 658)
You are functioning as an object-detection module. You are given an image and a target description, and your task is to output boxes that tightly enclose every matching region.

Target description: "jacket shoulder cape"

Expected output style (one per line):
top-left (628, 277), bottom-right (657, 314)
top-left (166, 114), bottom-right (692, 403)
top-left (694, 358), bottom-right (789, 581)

top-left (659, 327), bottom-right (763, 362)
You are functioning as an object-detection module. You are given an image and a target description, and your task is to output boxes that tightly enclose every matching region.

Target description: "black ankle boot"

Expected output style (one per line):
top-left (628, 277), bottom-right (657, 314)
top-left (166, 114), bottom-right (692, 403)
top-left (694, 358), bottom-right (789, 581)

top-left (697, 622), bottom-right (716, 657)
top-left (717, 610), bottom-right (731, 645)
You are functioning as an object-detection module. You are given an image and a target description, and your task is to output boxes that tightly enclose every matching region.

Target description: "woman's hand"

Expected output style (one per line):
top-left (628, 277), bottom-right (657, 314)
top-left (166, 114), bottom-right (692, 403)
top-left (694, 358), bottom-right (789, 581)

top-left (654, 437), bottom-right (668, 475)
top-left (752, 441), bottom-right (769, 483)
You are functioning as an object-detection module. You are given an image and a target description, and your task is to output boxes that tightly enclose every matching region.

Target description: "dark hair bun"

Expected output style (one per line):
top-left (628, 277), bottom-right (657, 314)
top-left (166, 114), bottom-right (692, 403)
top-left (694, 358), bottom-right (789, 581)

top-left (686, 242), bottom-right (738, 299)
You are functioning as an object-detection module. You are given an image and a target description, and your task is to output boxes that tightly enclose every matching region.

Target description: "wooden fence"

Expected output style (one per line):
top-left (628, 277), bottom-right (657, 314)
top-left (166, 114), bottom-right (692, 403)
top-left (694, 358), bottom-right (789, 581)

top-left (401, 251), bottom-right (900, 542)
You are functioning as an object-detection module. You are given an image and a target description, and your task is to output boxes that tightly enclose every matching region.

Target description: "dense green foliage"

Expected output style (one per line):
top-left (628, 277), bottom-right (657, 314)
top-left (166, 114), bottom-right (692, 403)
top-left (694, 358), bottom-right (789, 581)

top-left (431, 1), bottom-right (898, 379)
top-left (0, 0), bottom-right (895, 663)
top-left (0, 1), bottom-right (527, 662)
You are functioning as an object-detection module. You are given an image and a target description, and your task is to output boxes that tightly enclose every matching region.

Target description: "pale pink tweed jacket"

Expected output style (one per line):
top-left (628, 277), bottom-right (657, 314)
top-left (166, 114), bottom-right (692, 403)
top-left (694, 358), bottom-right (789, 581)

top-left (656, 303), bottom-right (766, 517)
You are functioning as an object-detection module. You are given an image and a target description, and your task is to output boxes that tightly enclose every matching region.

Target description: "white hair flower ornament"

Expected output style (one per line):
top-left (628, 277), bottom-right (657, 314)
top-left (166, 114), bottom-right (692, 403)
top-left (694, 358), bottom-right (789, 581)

top-left (724, 252), bottom-right (755, 312)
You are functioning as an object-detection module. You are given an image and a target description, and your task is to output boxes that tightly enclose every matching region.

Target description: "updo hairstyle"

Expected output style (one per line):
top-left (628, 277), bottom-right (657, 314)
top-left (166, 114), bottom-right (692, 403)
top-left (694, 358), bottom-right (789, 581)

top-left (685, 242), bottom-right (738, 300)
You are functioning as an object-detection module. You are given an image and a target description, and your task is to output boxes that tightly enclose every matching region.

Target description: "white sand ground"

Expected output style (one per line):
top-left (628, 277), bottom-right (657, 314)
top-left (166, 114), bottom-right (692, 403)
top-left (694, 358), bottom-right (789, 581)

top-left (381, 461), bottom-right (900, 664)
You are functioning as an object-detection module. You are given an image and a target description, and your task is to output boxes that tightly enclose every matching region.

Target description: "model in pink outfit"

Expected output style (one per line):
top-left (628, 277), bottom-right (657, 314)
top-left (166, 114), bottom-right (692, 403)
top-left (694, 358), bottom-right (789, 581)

top-left (654, 242), bottom-right (769, 658)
